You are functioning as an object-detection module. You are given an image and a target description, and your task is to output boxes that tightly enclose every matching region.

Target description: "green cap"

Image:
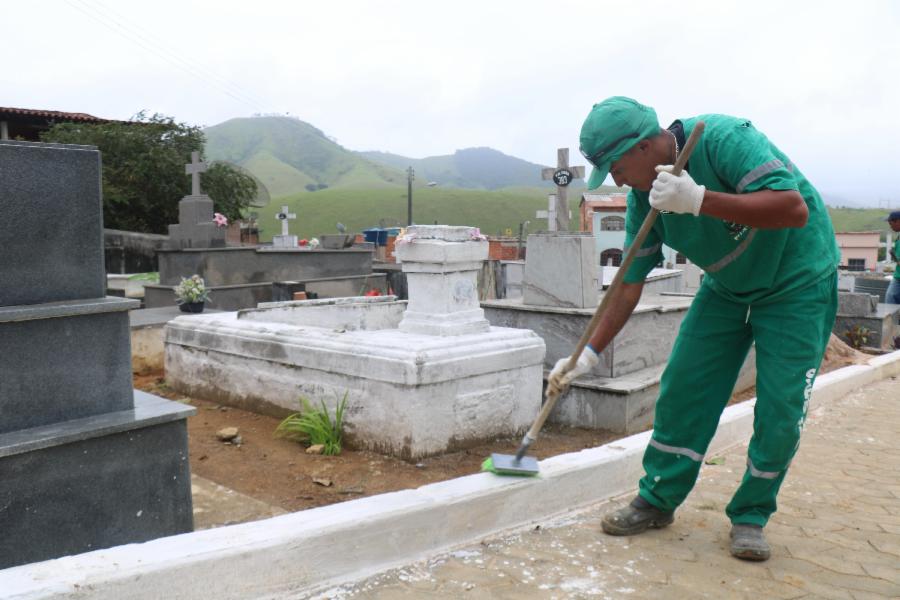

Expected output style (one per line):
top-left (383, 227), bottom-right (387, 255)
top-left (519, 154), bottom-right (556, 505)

top-left (579, 97), bottom-right (660, 189)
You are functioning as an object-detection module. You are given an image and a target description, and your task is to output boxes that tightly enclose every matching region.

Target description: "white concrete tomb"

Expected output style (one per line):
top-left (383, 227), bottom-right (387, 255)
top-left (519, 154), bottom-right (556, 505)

top-left (164, 225), bottom-right (545, 459)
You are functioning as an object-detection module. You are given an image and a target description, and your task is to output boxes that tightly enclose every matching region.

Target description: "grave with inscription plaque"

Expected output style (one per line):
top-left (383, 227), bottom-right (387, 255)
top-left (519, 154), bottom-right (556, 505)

top-left (164, 225), bottom-right (545, 459)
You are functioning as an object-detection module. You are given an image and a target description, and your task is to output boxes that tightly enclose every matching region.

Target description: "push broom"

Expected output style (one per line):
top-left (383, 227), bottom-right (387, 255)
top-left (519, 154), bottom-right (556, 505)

top-left (484, 121), bottom-right (705, 476)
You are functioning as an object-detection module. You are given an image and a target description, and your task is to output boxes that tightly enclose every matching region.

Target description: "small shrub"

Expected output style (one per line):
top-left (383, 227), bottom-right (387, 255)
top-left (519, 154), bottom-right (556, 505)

top-left (275, 393), bottom-right (347, 455)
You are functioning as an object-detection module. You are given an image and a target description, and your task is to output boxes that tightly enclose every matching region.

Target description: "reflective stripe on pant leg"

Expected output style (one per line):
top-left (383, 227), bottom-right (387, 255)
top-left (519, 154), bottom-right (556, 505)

top-left (638, 284), bottom-right (752, 512)
top-left (726, 271), bottom-right (838, 527)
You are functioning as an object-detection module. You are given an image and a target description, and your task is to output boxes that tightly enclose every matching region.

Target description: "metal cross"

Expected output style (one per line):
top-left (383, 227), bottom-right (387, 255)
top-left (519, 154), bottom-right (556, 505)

top-left (541, 148), bottom-right (585, 231)
top-left (185, 151), bottom-right (207, 196)
top-left (277, 205), bottom-right (296, 236)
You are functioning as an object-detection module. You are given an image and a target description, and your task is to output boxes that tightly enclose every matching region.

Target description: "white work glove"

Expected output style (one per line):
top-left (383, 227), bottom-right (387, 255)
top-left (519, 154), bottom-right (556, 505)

top-left (649, 165), bottom-right (705, 216)
top-left (547, 346), bottom-right (599, 394)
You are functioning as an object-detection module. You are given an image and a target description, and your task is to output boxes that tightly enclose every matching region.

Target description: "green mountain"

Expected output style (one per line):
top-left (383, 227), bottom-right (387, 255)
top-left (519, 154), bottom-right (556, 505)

top-left (204, 117), bottom-right (407, 198)
top-left (359, 147), bottom-right (551, 190)
top-left (204, 116), bottom-right (564, 199)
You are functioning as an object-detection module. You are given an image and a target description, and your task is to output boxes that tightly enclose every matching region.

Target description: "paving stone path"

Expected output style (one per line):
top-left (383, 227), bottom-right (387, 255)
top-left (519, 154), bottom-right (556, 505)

top-left (323, 377), bottom-right (900, 599)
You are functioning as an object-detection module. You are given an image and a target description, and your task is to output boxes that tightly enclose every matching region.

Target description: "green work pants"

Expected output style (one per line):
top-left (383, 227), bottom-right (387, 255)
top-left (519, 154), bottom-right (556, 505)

top-left (638, 270), bottom-right (838, 527)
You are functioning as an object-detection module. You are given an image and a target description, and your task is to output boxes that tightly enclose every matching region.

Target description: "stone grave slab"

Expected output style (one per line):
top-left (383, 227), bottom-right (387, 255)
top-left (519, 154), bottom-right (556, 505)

top-left (164, 225), bottom-right (545, 458)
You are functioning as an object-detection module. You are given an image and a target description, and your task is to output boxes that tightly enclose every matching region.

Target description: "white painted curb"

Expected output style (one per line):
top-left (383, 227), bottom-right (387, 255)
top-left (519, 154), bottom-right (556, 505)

top-left (3, 350), bottom-right (899, 600)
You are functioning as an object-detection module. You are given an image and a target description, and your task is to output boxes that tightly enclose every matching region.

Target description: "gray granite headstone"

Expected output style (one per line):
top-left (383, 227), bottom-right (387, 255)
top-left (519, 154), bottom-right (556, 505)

top-left (0, 140), bottom-right (105, 307)
top-left (0, 140), bottom-right (195, 569)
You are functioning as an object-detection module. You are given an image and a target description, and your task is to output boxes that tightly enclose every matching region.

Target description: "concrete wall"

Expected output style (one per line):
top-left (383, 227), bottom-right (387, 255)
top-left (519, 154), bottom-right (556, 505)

top-left (103, 229), bottom-right (167, 274)
top-left (157, 247), bottom-right (373, 286)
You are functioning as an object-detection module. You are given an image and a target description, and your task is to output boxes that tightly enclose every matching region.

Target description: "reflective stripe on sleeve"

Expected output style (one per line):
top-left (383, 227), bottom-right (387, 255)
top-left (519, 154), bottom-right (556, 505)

top-left (632, 242), bottom-right (662, 258)
top-left (747, 458), bottom-right (780, 480)
top-left (703, 229), bottom-right (758, 273)
top-left (648, 438), bottom-right (704, 462)
top-left (736, 159), bottom-right (785, 193)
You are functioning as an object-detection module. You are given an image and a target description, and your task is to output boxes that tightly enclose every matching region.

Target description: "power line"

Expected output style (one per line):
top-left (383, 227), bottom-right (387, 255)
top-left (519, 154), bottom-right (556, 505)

top-left (82, 0), bottom-right (268, 110)
top-left (62, 0), bottom-right (265, 113)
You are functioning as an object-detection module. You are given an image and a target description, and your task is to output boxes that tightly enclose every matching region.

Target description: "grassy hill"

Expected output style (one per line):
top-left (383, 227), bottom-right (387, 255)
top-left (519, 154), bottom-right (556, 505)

top-left (251, 184), bottom-right (622, 242)
top-left (248, 192), bottom-right (892, 243)
top-left (358, 147), bottom-right (551, 190)
top-left (826, 207), bottom-right (893, 234)
top-left (204, 117), bottom-right (407, 198)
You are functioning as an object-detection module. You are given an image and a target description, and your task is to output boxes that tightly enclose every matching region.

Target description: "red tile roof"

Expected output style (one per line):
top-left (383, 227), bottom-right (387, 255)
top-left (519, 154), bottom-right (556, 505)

top-left (581, 192), bottom-right (628, 209)
top-left (0, 107), bottom-right (110, 123)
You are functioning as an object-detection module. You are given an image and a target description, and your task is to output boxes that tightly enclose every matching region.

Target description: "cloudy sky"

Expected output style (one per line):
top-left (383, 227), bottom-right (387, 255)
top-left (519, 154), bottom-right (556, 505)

top-left (4, 0), bottom-right (898, 205)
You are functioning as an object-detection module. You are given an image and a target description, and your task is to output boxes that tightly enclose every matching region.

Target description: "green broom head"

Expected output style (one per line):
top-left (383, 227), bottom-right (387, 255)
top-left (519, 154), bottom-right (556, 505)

top-left (481, 455), bottom-right (539, 477)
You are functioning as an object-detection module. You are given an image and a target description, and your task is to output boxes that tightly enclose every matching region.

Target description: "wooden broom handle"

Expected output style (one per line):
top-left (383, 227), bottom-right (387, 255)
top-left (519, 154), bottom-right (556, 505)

top-left (526, 121), bottom-right (706, 440)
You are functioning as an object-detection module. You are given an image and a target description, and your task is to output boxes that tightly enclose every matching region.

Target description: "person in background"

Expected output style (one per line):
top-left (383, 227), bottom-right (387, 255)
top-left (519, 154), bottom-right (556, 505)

top-left (886, 210), bottom-right (900, 305)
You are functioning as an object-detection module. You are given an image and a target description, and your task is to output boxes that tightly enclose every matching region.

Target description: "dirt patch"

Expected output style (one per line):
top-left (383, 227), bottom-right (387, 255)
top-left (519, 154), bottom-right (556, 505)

top-left (821, 333), bottom-right (871, 371)
top-left (136, 337), bottom-right (870, 517)
top-left (135, 371), bottom-right (620, 514)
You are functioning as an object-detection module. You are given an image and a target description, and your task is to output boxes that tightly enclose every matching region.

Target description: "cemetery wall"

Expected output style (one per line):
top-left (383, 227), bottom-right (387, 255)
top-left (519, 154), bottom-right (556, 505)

top-left (103, 228), bottom-right (167, 274)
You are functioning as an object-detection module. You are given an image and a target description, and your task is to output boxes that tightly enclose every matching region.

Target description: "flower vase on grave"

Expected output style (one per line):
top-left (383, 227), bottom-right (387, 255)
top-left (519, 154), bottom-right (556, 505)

top-left (179, 302), bottom-right (205, 313)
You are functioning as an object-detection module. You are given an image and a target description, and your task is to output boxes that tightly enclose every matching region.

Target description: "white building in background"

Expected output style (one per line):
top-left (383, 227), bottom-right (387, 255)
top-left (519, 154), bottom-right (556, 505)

top-left (580, 192), bottom-right (702, 290)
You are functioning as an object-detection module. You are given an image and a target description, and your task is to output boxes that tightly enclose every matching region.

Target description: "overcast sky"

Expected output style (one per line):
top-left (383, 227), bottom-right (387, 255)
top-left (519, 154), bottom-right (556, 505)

top-left (4, 0), bottom-right (898, 205)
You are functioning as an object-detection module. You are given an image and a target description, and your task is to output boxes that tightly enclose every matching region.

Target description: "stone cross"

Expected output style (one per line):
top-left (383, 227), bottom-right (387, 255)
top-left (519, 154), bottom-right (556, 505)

top-left (277, 205), bottom-right (296, 236)
top-left (185, 151), bottom-right (207, 196)
top-left (535, 194), bottom-right (571, 232)
top-left (535, 194), bottom-right (556, 230)
top-left (541, 148), bottom-right (585, 232)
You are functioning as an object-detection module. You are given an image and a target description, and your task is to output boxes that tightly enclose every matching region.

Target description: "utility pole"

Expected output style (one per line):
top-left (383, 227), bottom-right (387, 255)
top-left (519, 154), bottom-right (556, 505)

top-left (406, 166), bottom-right (415, 226)
top-left (517, 220), bottom-right (530, 260)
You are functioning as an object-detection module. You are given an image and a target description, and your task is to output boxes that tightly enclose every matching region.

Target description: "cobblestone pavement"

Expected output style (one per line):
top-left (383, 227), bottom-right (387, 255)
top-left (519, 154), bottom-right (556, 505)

top-left (322, 377), bottom-right (900, 599)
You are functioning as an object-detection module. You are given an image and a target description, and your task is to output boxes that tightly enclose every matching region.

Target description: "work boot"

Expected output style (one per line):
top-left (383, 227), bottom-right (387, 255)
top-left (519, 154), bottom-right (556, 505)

top-left (730, 524), bottom-right (771, 561)
top-left (601, 495), bottom-right (675, 536)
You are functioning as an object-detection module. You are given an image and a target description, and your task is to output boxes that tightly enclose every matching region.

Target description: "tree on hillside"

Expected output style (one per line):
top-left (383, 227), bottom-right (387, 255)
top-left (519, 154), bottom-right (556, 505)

top-left (41, 112), bottom-right (257, 233)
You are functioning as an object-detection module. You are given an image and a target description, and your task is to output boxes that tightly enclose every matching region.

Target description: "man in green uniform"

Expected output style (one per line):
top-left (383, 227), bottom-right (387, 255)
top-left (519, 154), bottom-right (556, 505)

top-left (548, 97), bottom-right (839, 561)
top-left (886, 210), bottom-right (900, 305)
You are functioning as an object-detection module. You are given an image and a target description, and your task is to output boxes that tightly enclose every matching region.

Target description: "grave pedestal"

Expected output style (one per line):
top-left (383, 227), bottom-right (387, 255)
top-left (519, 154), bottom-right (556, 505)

top-left (0, 140), bottom-right (194, 569)
top-left (272, 234), bottom-right (298, 248)
top-left (167, 195), bottom-right (226, 249)
top-left (396, 226), bottom-right (490, 336)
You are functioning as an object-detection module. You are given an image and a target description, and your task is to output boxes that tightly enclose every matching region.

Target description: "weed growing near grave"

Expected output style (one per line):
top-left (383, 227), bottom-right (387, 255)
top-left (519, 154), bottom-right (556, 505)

top-left (844, 325), bottom-right (872, 349)
top-left (127, 272), bottom-right (159, 282)
top-left (275, 393), bottom-right (347, 455)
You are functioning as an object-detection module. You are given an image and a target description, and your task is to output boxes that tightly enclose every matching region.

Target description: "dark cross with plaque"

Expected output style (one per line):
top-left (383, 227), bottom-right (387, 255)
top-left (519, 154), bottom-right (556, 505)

top-left (541, 148), bottom-right (585, 231)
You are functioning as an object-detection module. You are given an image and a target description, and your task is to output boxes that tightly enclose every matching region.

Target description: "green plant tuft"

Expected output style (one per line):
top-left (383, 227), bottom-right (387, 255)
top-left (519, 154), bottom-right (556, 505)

top-left (275, 393), bottom-right (347, 455)
top-left (844, 325), bottom-right (872, 349)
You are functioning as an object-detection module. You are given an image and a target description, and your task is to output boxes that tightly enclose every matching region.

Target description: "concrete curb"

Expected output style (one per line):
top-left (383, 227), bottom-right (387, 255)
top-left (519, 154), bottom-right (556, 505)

top-left (3, 350), bottom-right (899, 600)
